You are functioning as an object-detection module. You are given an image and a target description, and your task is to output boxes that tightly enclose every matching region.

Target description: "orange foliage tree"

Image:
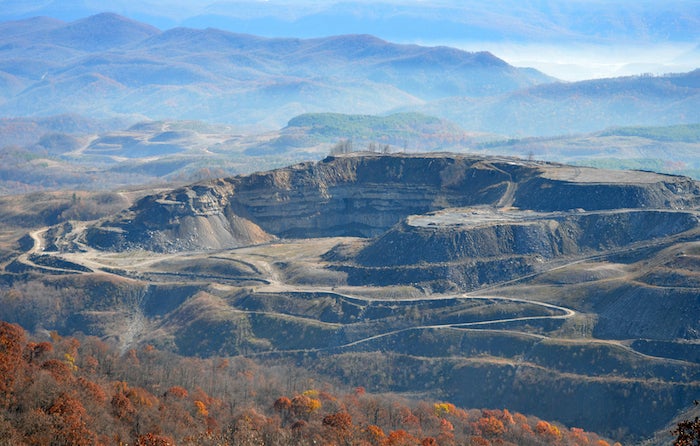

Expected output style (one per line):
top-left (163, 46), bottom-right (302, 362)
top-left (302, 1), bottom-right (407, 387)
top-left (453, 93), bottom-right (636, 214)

top-left (478, 416), bottom-right (506, 438)
top-left (0, 319), bottom-right (625, 446)
top-left (0, 321), bottom-right (25, 408)
top-left (291, 393), bottom-right (322, 420)
top-left (536, 420), bottom-right (563, 442)
top-left (384, 429), bottom-right (419, 446)
top-left (47, 392), bottom-right (97, 446)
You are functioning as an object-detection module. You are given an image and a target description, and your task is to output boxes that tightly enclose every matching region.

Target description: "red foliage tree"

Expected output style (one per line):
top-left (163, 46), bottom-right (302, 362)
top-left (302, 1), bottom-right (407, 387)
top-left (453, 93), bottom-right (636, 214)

top-left (478, 416), bottom-right (506, 438)
top-left (273, 395), bottom-right (293, 425)
top-left (111, 389), bottom-right (136, 422)
top-left (47, 392), bottom-right (97, 446)
top-left (137, 433), bottom-right (175, 445)
top-left (164, 386), bottom-right (189, 400)
top-left (0, 321), bottom-right (25, 407)
top-left (77, 376), bottom-right (108, 405)
top-left (323, 411), bottom-right (353, 431)
top-left (384, 429), bottom-right (419, 446)
top-left (323, 411), bottom-right (354, 444)
top-left (41, 359), bottom-right (74, 384)
top-left (23, 341), bottom-right (53, 364)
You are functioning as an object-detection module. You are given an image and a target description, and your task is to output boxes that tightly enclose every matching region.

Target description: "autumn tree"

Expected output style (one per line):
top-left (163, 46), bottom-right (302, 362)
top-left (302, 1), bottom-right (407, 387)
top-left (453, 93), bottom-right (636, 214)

top-left (384, 429), bottom-right (420, 446)
top-left (0, 321), bottom-right (25, 408)
top-left (41, 359), bottom-right (74, 384)
top-left (111, 385), bottom-right (136, 423)
top-left (137, 433), bottom-right (175, 446)
top-left (47, 392), bottom-right (97, 446)
top-left (535, 420), bottom-right (562, 443)
top-left (291, 394), bottom-right (322, 420)
top-left (478, 415), bottom-right (506, 438)
top-left (0, 319), bottom-right (624, 446)
top-left (227, 408), bottom-right (276, 446)
top-left (274, 396), bottom-right (293, 425)
top-left (364, 424), bottom-right (386, 445)
top-left (323, 411), bottom-right (354, 445)
top-left (674, 413), bottom-right (700, 446)
top-left (23, 341), bottom-right (53, 364)
top-left (421, 437), bottom-right (438, 446)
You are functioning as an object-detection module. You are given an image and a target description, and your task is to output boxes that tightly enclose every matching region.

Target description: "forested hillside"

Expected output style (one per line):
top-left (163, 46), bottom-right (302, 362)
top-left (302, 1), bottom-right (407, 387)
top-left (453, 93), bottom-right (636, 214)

top-left (0, 320), bottom-right (619, 446)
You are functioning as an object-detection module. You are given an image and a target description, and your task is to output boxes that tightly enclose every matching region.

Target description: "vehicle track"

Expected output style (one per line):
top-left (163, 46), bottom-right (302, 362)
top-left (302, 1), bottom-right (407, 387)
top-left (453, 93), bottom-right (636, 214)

top-left (235, 290), bottom-right (576, 355)
top-left (14, 220), bottom-right (700, 366)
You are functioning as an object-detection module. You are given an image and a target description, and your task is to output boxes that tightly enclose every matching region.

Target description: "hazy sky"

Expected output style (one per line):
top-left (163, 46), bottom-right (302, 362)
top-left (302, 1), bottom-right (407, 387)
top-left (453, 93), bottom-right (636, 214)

top-left (451, 42), bottom-right (700, 81)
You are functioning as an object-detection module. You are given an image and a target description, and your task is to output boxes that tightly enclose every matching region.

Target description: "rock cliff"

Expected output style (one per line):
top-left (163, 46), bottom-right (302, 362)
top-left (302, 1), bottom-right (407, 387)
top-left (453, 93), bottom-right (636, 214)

top-left (85, 181), bottom-right (274, 252)
top-left (82, 153), bottom-right (700, 253)
top-left (356, 208), bottom-right (700, 266)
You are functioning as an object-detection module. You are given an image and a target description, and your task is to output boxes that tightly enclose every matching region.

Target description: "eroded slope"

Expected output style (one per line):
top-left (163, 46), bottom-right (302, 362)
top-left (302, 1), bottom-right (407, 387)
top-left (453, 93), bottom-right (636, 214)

top-left (6, 153), bottom-right (700, 443)
top-left (80, 154), bottom-right (700, 252)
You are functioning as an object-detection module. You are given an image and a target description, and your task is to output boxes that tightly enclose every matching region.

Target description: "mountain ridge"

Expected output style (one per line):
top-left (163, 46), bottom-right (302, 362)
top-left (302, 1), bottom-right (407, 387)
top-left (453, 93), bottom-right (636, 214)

top-left (80, 153), bottom-right (700, 253)
top-left (1, 13), bottom-right (698, 135)
top-left (0, 13), bottom-right (549, 126)
top-left (409, 70), bottom-right (700, 136)
top-left (4, 1), bottom-right (699, 44)
top-left (43, 12), bottom-right (161, 51)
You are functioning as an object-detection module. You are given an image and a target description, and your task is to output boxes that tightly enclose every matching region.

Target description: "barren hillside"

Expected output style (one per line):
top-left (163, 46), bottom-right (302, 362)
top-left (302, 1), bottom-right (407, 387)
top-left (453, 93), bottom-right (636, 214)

top-left (2, 153), bottom-right (699, 443)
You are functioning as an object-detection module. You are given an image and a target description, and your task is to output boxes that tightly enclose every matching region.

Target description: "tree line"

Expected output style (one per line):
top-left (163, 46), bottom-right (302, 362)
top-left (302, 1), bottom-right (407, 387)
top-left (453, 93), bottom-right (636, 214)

top-left (0, 319), bottom-right (631, 445)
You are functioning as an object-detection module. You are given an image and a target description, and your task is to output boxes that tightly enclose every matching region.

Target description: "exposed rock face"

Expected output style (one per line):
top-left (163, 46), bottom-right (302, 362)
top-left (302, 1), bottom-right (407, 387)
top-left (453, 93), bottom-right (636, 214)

top-left (228, 155), bottom-right (517, 237)
top-left (83, 153), bottom-right (700, 253)
top-left (514, 173), bottom-right (699, 211)
top-left (85, 181), bottom-right (274, 252)
top-left (340, 207), bottom-right (700, 290)
top-left (356, 208), bottom-right (700, 266)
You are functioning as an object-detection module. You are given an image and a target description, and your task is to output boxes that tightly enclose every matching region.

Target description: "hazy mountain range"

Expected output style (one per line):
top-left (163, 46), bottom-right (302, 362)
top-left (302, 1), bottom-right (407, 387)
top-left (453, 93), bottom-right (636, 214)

top-left (1, 12), bottom-right (699, 136)
top-left (3, 0), bottom-right (700, 45)
top-left (0, 13), bottom-right (553, 128)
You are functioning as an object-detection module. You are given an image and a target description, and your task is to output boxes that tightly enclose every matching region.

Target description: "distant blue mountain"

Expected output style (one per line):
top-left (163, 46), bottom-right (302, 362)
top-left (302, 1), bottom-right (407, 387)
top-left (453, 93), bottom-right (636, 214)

top-left (0, 13), bottom-right (553, 127)
top-left (42, 12), bottom-right (160, 51)
top-left (0, 16), bottom-right (64, 38)
top-left (2, 1), bottom-right (698, 43)
top-left (0, 12), bottom-right (698, 136)
top-left (407, 70), bottom-right (700, 136)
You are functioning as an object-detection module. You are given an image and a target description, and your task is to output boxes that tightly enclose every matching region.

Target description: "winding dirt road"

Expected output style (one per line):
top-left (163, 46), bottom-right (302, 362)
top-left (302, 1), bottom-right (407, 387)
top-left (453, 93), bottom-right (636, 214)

top-left (15, 225), bottom-right (698, 366)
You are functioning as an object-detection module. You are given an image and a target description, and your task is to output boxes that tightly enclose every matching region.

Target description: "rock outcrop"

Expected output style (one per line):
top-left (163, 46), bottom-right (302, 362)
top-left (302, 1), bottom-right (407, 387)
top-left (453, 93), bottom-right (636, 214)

top-left (356, 208), bottom-right (700, 266)
top-left (85, 181), bottom-right (274, 252)
top-left (82, 153), bottom-right (700, 253)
